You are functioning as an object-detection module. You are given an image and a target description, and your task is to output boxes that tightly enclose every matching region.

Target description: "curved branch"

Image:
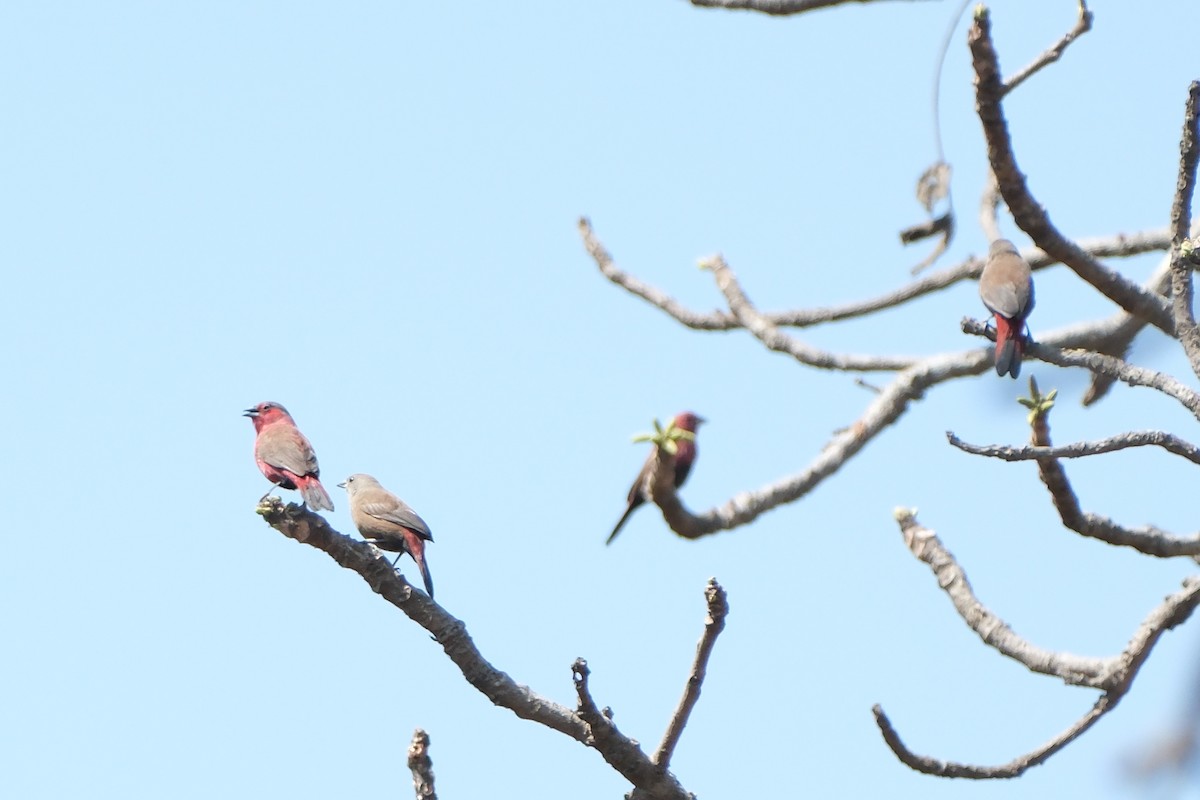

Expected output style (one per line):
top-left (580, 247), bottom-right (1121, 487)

top-left (879, 508), bottom-right (1200, 778)
top-left (1030, 404), bottom-right (1200, 558)
top-left (948, 429), bottom-right (1200, 558)
top-left (1000, 0), bottom-right (1092, 96)
top-left (891, 509), bottom-right (1108, 685)
top-left (873, 698), bottom-right (1108, 780)
top-left (579, 217), bottom-right (1171, 332)
top-left (635, 305), bottom-right (1166, 541)
top-left (969, 8), bottom-right (1174, 333)
top-left (256, 499), bottom-right (693, 800)
top-left (641, 352), bottom-right (985, 539)
top-left (704, 255), bottom-right (920, 372)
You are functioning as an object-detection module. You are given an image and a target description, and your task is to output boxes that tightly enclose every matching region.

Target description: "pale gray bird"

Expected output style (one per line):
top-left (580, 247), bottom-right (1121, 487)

top-left (338, 474), bottom-right (434, 598)
top-left (979, 239), bottom-right (1035, 378)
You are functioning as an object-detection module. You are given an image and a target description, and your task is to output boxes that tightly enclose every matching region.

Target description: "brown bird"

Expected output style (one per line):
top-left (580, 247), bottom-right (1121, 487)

top-left (339, 473), bottom-right (434, 598)
top-left (979, 239), bottom-right (1035, 379)
top-left (244, 401), bottom-right (334, 511)
top-left (606, 411), bottom-right (705, 546)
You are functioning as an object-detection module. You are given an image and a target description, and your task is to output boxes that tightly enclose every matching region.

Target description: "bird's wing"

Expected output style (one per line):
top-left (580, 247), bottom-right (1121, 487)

top-left (625, 452), bottom-right (654, 505)
top-left (980, 255), bottom-right (1033, 319)
top-left (362, 501), bottom-right (434, 541)
top-left (981, 284), bottom-right (1028, 319)
top-left (259, 427), bottom-right (319, 477)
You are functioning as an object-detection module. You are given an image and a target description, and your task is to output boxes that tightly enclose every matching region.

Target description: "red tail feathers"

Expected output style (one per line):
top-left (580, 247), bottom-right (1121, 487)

top-left (300, 477), bottom-right (334, 511)
top-left (993, 315), bottom-right (1024, 379)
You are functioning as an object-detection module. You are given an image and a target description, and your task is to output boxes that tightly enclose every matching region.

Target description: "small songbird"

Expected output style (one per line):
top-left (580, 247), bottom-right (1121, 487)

top-left (339, 473), bottom-right (435, 599)
top-left (606, 411), bottom-right (705, 546)
top-left (244, 401), bottom-right (334, 511)
top-left (979, 239), bottom-right (1035, 379)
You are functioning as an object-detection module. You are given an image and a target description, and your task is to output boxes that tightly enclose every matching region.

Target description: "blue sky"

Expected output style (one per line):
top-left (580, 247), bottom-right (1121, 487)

top-left (4, 2), bottom-right (1200, 798)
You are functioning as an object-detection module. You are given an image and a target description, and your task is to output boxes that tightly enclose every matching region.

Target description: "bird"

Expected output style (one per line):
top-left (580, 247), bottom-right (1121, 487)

top-left (979, 238), bottom-right (1035, 378)
top-left (606, 411), bottom-right (705, 546)
top-left (339, 473), bottom-right (435, 599)
top-left (244, 401), bottom-right (334, 511)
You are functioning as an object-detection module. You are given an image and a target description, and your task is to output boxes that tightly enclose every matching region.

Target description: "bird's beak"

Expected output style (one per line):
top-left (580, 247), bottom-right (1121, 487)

top-left (336, 482), bottom-right (347, 489)
top-left (696, 416), bottom-right (707, 426)
top-left (242, 408), bottom-right (258, 417)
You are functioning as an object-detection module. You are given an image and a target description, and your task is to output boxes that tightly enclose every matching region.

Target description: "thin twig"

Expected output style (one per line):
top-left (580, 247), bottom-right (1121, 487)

top-left (1001, 1), bottom-right (1092, 96)
top-left (946, 430), bottom-right (1200, 467)
top-left (655, 580), bottom-right (729, 769)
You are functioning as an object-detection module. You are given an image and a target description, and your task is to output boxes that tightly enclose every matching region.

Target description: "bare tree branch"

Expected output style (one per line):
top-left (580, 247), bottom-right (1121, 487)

top-left (579, 217), bottom-right (1171, 332)
top-left (256, 499), bottom-right (694, 800)
top-left (961, 317), bottom-right (1200, 418)
top-left (948, 426), bottom-right (1200, 558)
top-left (890, 508), bottom-right (1109, 685)
top-left (628, 302), bottom-right (1172, 541)
top-left (1079, 218), bottom-right (1200, 405)
top-left (1026, 391), bottom-right (1200, 558)
top-left (407, 729), bottom-right (436, 800)
top-left (969, 7), bottom-right (1175, 334)
top-left (1169, 82), bottom-right (1200, 377)
top-left (639, 352), bottom-right (985, 539)
top-left (946, 430), bottom-right (1200, 468)
top-left (655, 579), bottom-right (729, 769)
top-left (1081, 264), bottom-right (1173, 406)
top-left (874, 697), bottom-right (1110, 780)
top-left (877, 509), bottom-right (1200, 778)
top-left (703, 254), bottom-right (921, 372)
top-left (1001, 0), bottom-right (1092, 96)
top-left (688, 0), bottom-right (932, 16)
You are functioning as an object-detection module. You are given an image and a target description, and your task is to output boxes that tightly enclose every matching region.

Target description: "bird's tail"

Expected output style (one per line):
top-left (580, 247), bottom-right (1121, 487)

top-left (605, 503), bottom-right (638, 546)
top-left (302, 478), bottom-right (335, 512)
top-left (407, 538), bottom-right (435, 599)
top-left (993, 317), bottom-right (1022, 379)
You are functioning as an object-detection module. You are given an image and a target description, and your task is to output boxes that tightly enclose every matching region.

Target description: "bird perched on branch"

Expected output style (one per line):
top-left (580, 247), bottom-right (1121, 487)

top-left (244, 401), bottom-right (334, 511)
top-left (340, 473), bottom-right (435, 599)
top-left (979, 238), bottom-right (1035, 378)
top-left (607, 411), bottom-right (705, 546)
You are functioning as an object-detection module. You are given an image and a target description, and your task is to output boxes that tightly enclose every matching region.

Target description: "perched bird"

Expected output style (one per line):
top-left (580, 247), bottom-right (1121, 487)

top-left (979, 238), bottom-right (1035, 379)
top-left (244, 401), bottom-right (334, 511)
top-left (606, 411), bottom-right (705, 546)
top-left (340, 473), bottom-right (435, 599)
